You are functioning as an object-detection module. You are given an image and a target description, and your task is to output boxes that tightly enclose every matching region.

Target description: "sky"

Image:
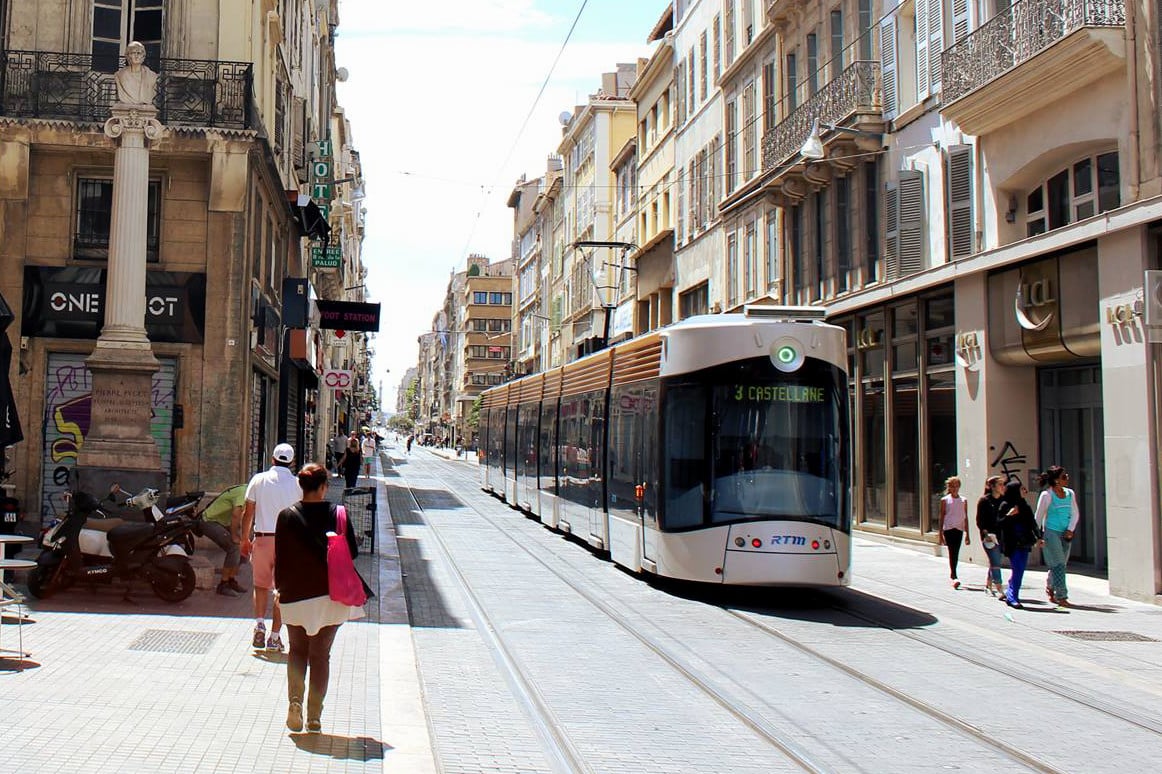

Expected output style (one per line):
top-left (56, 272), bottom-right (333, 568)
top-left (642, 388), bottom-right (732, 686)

top-left (334, 0), bottom-right (664, 410)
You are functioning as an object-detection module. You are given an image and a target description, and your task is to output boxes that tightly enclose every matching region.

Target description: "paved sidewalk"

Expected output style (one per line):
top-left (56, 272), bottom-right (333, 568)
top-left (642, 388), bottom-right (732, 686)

top-left (0, 453), bottom-right (436, 774)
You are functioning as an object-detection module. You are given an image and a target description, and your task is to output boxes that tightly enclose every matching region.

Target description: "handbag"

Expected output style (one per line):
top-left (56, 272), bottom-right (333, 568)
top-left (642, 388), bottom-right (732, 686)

top-left (327, 505), bottom-right (368, 606)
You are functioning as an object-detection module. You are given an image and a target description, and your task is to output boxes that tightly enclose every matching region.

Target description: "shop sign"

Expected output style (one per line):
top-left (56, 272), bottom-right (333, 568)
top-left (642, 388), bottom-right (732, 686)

top-left (1145, 270), bottom-right (1162, 326)
top-left (315, 300), bottom-right (381, 332)
top-left (955, 331), bottom-right (981, 370)
top-left (1014, 274), bottom-right (1056, 331)
top-left (310, 244), bottom-right (342, 269)
top-left (855, 326), bottom-right (882, 350)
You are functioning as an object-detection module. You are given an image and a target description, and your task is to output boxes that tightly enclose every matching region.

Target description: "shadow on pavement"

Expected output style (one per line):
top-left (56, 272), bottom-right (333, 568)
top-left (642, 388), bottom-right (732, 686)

top-left (0, 657), bottom-right (40, 672)
top-left (252, 650), bottom-right (288, 664)
top-left (290, 733), bottom-right (390, 760)
top-left (395, 536), bottom-right (467, 629)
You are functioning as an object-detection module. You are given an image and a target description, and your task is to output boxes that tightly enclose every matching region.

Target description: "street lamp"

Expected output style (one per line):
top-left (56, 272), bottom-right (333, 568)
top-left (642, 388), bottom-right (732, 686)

top-left (571, 240), bottom-right (638, 349)
top-left (799, 119), bottom-right (883, 161)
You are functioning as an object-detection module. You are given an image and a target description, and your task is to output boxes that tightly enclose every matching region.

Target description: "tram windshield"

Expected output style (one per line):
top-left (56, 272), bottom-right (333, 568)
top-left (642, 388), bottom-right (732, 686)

top-left (663, 358), bottom-right (849, 531)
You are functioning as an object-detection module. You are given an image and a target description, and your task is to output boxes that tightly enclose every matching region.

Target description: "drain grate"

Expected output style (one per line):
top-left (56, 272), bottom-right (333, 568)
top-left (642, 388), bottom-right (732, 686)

top-left (128, 629), bottom-right (220, 654)
top-left (1055, 630), bottom-right (1158, 643)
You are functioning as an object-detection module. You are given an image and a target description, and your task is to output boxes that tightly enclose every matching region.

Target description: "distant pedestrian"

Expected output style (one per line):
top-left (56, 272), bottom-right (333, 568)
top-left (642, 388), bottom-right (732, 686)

top-left (241, 443), bottom-right (302, 652)
top-left (976, 475), bottom-right (1006, 597)
top-left (938, 476), bottom-right (970, 589)
top-left (275, 463), bottom-right (368, 733)
top-left (339, 432), bottom-right (361, 489)
top-left (406, 435), bottom-right (413, 454)
top-left (361, 431), bottom-right (377, 478)
top-left (998, 481), bottom-right (1043, 608)
top-left (329, 433), bottom-right (347, 476)
top-left (1035, 466), bottom-right (1080, 607)
top-left (200, 483), bottom-right (247, 597)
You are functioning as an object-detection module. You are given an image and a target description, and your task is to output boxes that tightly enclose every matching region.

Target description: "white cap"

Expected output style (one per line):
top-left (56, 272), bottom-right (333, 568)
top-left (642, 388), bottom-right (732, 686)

top-left (272, 443), bottom-right (295, 463)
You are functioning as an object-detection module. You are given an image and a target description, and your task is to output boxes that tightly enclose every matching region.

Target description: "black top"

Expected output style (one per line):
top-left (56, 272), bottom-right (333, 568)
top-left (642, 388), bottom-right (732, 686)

top-left (274, 500), bottom-right (359, 604)
top-left (997, 497), bottom-right (1040, 557)
top-left (975, 494), bottom-right (1002, 540)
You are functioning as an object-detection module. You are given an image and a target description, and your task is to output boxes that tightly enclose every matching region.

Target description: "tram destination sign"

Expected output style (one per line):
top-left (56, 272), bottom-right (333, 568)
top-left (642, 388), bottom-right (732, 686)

top-left (731, 384), bottom-right (826, 403)
top-left (315, 300), bottom-right (381, 332)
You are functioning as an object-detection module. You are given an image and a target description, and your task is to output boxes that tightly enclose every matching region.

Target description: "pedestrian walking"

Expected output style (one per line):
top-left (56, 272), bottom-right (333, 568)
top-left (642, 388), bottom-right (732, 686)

top-left (406, 434), bottom-right (413, 454)
top-left (329, 432), bottom-right (347, 476)
top-left (937, 476), bottom-right (970, 589)
top-left (200, 483), bottom-right (247, 597)
top-left (241, 443), bottom-right (302, 651)
top-left (339, 433), bottom-right (362, 489)
top-left (998, 480), bottom-right (1043, 608)
top-left (976, 475), bottom-right (1006, 596)
top-left (361, 431), bottom-right (377, 478)
top-left (275, 463), bottom-right (369, 733)
top-left (1035, 465), bottom-right (1080, 607)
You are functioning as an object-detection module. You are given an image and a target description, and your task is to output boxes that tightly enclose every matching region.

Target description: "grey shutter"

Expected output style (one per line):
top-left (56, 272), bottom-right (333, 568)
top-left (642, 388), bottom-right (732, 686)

top-left (292, 97), bottom-right (306, 172)
top-left (946, 145), bottom-right (974, 259)
top-left (898, 170), bottom-right (925, 276)
top-left (883, 181), bottom-right (899, 280)
top-left (952, 0), bottom-right (971, 43)
top-left (880, 18), bottom-right (898, 120)
top-left (916, 0), bottom-right (930, 99)
top-left (928, 0), bottom-right (944, 93)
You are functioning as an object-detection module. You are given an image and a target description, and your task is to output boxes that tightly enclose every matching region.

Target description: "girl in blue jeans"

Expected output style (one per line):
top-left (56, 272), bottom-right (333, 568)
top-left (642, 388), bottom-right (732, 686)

top-left (998, 481), bottom-right (1043, 608)
top-left (975, 476), bottom-right (1006, 596)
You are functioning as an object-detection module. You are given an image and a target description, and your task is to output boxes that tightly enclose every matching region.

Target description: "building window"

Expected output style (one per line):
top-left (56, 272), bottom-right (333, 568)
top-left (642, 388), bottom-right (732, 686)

top-left (806, 33), bottom-right (818, 96)
top-left (765, 209), bottom-right (779, 290)
top-left (790, 203), bottom-right (805, 300)
top-left (679, 282), bottom-right (709, 318)
top-left (830, 10), bottom-right (844, 78)
top-left (75, 177), bottom-right (161, 262)
top-left (712, 14), bottom-right (722, 82)
top-left (699, 31), bottom-right (708, 101)
top-left (473, 291), bottom-right (488, 304)
top-left (744, 221), bottom-right (757, 297)
top-left (488, 292), bottom-right (512, 305)
top-left (786, 51), bottom-right (798, 113)
top-left (1026, 152), bottom-right (1120, 237)
top-left (92, 0), bottom-right (164, 73)
top-left (727, 233), bottom-right (739, 306)
top-left (836, 174), bottom-right (851, 293)
top-left (762, 61), bottom-right (777, 133)
top-left (742, 82), bottom-right (756, 179)
top-left (864, 159), bottom-right (880, 284)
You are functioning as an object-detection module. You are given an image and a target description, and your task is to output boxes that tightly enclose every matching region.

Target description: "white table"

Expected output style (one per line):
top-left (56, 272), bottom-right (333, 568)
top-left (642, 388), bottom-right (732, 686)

top-left (0, 556), bottom-right (35, 667)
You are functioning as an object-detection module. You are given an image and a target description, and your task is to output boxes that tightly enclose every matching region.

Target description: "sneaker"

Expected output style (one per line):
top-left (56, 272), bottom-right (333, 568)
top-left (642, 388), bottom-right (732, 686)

top-left (286, 701), bottom-right (303, 732)
top-left (252, 622), bottom-right (266, 649)
top-left (266, 632), bottom-right (284, 652)
top-left (952, 579), bottom-right (961, 589)
top-left (227, 578), bottom-right (248, 594)
top-left (306, 718), bottom-right (322, 733)
top-left (216, 581), bottom-right (240, 597)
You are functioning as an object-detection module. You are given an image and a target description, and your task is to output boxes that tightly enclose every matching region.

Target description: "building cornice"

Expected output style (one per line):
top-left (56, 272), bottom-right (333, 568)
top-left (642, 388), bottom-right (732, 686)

top-left (629, 42), bottom-right (674, 101)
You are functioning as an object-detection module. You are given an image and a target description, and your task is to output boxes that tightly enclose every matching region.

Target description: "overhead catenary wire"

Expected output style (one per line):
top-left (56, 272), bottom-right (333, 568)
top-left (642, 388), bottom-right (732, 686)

top-left (455, 0), bottom-right (592, 265)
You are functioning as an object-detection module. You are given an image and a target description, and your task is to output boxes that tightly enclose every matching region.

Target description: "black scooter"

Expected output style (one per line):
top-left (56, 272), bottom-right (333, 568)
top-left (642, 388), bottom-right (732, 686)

top-left (27, 486), bottom-right (206, 602)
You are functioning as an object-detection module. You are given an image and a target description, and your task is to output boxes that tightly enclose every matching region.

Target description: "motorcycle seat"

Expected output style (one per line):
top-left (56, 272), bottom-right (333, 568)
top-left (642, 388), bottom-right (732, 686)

top-left (83, 517), bottom-right (126, 532)
top-left (108, 522), bottom-right (156, 554)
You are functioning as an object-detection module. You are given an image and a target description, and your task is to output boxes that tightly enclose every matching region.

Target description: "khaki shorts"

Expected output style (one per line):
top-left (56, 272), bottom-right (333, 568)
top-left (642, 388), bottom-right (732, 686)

top-left (252, 535), bottom-right (276, 589)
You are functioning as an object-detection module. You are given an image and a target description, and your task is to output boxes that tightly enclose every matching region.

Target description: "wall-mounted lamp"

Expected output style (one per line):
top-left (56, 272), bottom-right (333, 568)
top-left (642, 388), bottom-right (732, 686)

top-left (1005, 195), bottom-right (1018, 223)
top-left (799, 119), bottom-right (884, 161)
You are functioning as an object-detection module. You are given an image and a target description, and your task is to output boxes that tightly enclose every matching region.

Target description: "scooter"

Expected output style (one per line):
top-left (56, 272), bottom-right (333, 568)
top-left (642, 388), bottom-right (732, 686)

top-left (28, 485), bottom-right (207, 602)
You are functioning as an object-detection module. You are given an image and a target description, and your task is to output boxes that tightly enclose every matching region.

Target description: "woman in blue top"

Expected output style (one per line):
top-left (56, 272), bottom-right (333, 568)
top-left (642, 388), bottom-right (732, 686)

top-left (1034, 465), bottom-right (1080, 607)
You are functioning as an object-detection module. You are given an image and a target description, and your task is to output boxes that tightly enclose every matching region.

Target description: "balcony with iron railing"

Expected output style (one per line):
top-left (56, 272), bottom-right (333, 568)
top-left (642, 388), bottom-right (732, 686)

top-left (0, 50), bottom-right (253, 130)
top-left (761, 60), bottom-right (882, 177)
top-left (941, 0), bottom-right (1125, 135)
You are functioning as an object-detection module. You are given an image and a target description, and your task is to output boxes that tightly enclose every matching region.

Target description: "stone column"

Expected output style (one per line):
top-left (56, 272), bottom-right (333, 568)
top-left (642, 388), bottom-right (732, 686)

top-left (74, 104), bottom-right (167, 496)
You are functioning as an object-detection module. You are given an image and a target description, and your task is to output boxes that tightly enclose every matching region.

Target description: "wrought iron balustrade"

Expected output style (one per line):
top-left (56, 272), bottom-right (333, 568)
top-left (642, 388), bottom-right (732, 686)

top-left (762, 60), bottom-right (880, 172)
top-left (0, 50), bottom-right (253, 130)
top-left (942, 0), bottom-right (1125, 105)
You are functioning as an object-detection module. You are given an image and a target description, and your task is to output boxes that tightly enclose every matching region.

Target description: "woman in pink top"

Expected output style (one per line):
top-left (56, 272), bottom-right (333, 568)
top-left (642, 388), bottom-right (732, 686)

top-left (937, 476), bottom-right (970, 588)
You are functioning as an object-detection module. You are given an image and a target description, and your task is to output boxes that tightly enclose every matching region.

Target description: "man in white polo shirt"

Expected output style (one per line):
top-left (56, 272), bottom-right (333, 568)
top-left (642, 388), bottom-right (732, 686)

top-left (241, 443), bottom-right (301, 651)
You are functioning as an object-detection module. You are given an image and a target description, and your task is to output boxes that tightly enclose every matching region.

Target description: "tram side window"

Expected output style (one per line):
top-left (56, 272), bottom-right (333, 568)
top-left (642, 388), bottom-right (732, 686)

top-left (504, 407), bottom-right (518, 477)
top-left (642, 386), bottom-right (659, 525)
top-left (588, 390), bottom-right (607, 510)
top-left (662, 384), bottom-right (707, 529)
top-left (518, 403), bottom-right (539, 479)
top-left (539, 401), bottom-right (557, 494)
top-left (559, 395), bottom-right (583, 504)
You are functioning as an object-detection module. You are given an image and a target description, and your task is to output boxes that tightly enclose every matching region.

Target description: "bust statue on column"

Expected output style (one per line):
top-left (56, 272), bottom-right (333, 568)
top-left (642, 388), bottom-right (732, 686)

top-left (114, 41), bottom-right (158, 107)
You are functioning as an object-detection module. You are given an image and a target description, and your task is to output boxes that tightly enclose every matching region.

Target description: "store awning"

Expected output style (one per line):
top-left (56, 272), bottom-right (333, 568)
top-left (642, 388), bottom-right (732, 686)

top-left (286, 192), bottom-right (331, 241)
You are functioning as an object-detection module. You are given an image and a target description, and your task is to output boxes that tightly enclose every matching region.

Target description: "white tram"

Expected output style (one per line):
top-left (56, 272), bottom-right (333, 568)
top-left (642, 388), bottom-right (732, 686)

top-left (478, 306), bottom-right (851, 586)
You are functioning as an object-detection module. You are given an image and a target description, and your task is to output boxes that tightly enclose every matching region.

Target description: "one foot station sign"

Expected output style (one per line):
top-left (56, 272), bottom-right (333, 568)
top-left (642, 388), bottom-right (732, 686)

top-left (315, 300), bottom-right (381, 334)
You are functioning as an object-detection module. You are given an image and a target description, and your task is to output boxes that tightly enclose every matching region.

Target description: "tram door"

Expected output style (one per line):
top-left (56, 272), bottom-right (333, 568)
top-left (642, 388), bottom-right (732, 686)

top-left (640, 386), bottom-right (659, 564)
top-left (1038, 364), bottom-right (1107, 569)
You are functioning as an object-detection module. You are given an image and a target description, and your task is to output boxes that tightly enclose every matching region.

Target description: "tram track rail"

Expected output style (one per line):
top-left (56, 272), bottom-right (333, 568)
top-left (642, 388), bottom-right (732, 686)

top-left (403, 456), bottom-right (1067, 774)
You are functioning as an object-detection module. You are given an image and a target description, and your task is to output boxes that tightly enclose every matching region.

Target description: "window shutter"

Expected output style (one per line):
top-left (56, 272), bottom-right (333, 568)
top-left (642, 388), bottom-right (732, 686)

top-left (915, 0), bottom-right (930, 100)
top-left (946, 144), bottom-right (974, 259)
top-left (952, 0), bottom-right (971, 43)
top-left (898, 170), bottom-right (925, 276)
top-left (883, 181), bottom-right (899, 280)
top-left (292, 97), bottom-right (306, 171)
top-left (928, 0), bottom-right (944, 93)
top-left (880, 18), bottom-right (897, 120)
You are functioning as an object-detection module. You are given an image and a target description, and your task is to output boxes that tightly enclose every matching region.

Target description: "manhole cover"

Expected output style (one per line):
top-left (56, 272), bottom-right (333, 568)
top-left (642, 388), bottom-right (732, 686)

top-left (128, 629), bottom-right (220, 654)
top-left (1055, 630), bottom-right (1157, 642)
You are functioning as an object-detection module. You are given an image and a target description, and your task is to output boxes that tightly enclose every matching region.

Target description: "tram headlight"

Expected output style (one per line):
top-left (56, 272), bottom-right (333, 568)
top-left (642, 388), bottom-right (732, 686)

top-left (770, 338), bottom-right (805, 373)
top-left (734, 537), bottom-right (745, 547)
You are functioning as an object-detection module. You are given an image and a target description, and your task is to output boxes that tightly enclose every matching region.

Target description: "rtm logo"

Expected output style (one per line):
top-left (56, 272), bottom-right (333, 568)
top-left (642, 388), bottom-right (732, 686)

top-left (771, 535), bottom-right (807, 546)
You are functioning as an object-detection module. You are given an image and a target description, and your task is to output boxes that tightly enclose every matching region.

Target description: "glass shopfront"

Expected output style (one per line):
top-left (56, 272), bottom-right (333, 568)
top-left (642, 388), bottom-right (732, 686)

top-left (834, 288), bottom-right (957, 535)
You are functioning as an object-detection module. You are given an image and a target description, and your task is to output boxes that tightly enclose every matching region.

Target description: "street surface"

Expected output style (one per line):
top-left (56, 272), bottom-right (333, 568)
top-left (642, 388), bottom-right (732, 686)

top-left (3, 443), bottom-right (1162, 773)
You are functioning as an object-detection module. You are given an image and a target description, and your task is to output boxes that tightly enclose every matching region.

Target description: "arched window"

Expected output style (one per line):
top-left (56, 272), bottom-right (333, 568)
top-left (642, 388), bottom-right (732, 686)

top-left (1026, 152), bottom-right (1119, 237)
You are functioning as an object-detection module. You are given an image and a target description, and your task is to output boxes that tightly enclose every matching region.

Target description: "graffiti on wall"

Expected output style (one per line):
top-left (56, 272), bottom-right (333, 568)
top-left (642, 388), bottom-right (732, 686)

top-left (40, 354), bottom-right (176, 523)
top-left (989, 441), bottom-right (1027, 484)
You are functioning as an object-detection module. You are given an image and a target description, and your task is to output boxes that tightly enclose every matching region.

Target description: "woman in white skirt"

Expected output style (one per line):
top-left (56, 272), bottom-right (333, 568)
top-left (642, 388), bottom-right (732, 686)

top-left (275, 462), bottom-right (367, 732)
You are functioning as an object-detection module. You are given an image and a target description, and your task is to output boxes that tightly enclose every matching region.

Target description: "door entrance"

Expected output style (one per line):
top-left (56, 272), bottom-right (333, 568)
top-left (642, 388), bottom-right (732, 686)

top-left (1038, 364), bottom-right (1106, 570)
